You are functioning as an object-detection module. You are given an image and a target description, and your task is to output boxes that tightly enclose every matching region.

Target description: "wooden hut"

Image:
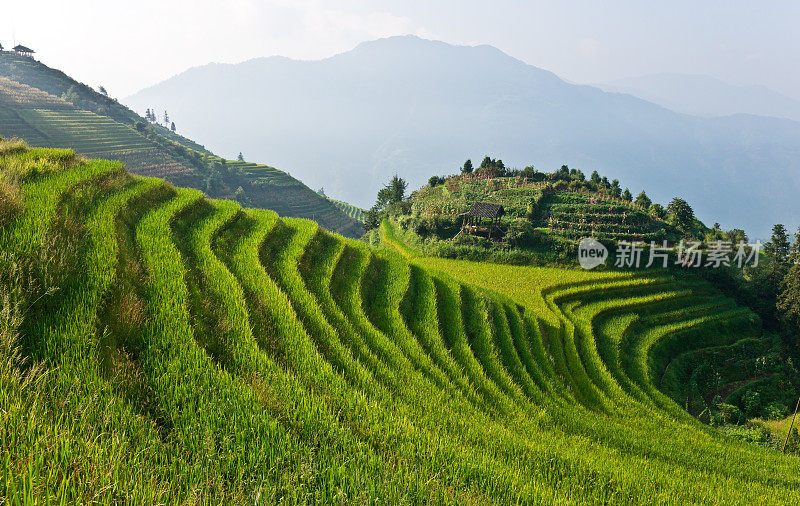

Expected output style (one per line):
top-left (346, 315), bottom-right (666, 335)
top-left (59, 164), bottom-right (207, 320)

top-left (457, 202), bottom-right (505, 239)
top-left (13, 45), bottom-right (35, 58)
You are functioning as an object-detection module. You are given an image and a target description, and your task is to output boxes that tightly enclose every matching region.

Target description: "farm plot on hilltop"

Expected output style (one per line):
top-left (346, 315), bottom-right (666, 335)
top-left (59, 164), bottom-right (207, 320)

top-left (411, 174), bottom-right (677, 242)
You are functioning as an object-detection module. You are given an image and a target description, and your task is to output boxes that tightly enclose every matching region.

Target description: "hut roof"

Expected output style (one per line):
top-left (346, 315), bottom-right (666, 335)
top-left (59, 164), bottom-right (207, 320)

top-left (13, 45), bottom-right (34, 53)
top-left (460, 202), bottom-right (505, 219)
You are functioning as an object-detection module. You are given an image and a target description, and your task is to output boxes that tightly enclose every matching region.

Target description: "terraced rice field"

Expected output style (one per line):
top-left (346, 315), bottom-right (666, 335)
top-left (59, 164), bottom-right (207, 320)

top-left (13, 109), bottom-right (154, 156)
top-left (223, 161), bottom-right (362, 236)
top-left (536, 192), bottom-right (672, 242)
top-left (412, 175), bottom-right (674, 241)
top-left (227, 160), bottom-right (303, 187)
top-left (0, 76), bottom-right (195, 184)
top-left (2, 142), bottom-right (799, 503)
top-left (0, 76), bottom-right (72, 108)
top-left (328, 198), bottom-right (366, 222)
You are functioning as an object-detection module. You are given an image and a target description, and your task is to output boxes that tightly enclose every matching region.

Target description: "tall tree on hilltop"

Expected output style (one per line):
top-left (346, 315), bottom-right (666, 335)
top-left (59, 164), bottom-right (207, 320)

top-left (237, 152), bottom-right (244, 162)
top-left (611, 179), bottom-right (622, 197)
top-left (743, 223), bottom-right (792, 329)
top-left (622, 188), bottom-right (633, 201)
top-left (590, 170), bottom-right (601, 184)
top-left (765, 224), bottom-right (792, 285)
top-left (388, 174), bottom-right (408, 203)
top-left (635, 190), bottom-right (651, 209)
top-left (170, 121), bottom-right (176, 132)
top-left (365, 174), bottom-right (409, 230)
top-left (163, 110), bottom-right (169, 127)
top-left (778, 226), bottom-right (800, 332)
top-left (765, 224), bottom-right (792, 265)
top-left (667, 197), bottom-right (694, 233)
top-left (461, 158), bottom-right (473, 174)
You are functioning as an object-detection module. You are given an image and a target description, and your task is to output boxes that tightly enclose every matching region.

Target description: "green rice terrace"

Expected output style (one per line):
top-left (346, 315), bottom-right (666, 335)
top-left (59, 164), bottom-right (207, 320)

top-left (328, 197), bottom-right (367, 223)
top-left (2, 139), bottom-right (799, 503)
top-left (0, 52), bottom-right (362, 238)
top-left (411, 172), bottom-right (678, 243)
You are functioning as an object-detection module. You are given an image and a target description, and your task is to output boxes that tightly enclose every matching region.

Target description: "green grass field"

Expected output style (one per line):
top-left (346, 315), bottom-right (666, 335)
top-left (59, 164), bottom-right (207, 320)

top-left (2, 141), bottom-right (799, 503)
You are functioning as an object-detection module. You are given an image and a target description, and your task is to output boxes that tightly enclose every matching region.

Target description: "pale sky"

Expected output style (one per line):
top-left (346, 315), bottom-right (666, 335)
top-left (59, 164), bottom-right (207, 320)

top-left (3, 0), bottom-right (799, 100)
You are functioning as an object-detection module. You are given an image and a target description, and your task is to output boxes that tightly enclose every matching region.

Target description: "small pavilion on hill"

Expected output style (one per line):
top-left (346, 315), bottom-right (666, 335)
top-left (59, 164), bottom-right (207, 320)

top-left (457, 202), bottom-right (505, 239)
top-left (13, 45), bottom-right (35, 58)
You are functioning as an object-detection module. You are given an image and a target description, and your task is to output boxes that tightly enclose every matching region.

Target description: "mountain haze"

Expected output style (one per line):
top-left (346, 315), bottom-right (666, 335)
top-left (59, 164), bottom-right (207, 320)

top-left (597, 73), bottom-right (800, 122)
top-left (126, 36), bottom-right (800, 238)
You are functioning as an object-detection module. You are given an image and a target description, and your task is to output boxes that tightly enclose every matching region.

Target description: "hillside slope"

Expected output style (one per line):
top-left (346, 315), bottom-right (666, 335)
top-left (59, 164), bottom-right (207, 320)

top-left (2, 141), bottom-right (799, 502)
top-left (0, 52), bottom-right (362, 238)
top-left (125, 35), bottom-right (800, 238)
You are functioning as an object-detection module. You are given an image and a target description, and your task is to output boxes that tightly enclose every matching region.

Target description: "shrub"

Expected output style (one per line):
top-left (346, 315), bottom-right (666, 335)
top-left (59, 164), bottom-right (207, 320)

top-left (408, 215), bottom-right (460, 239)
top-left (742, 390), bottom-right (762, 417)
top-left (504, 220), bottom-right (542, 249)
top-left (763, 402), bottom-right (788, 420)
top-left (428, 176), bottom-right (445, 187)
top-left (712, 403), bottom-right (744, 426)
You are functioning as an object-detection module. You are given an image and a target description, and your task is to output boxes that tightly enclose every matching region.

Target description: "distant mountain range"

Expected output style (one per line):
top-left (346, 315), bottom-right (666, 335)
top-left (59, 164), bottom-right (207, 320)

top-left (125, 35), bottom-right (800, 238)
top-left (596, 73), bottom-right (800, 123)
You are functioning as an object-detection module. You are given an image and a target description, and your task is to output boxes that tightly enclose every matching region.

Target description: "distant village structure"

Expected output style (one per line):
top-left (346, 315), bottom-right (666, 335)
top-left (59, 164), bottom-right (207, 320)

top-left (457, 202), bottom-right (505, 240)
top-left (12, 45), bottom-right (35, 58)
top-left (0, 43), bottom-right (36, 57)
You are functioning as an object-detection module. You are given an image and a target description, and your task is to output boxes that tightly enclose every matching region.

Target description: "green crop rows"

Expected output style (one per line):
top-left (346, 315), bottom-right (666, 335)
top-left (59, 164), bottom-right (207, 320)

top-left (328, 198), bottom-right (366, 222)
top-left (1, 141), bottom-right (798, 503)
top-left (227, 160), bottom-right (303, 187)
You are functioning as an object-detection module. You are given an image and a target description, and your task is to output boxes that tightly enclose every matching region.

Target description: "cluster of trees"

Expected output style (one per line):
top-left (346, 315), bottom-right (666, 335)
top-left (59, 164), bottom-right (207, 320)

top-left (364, 175), bottom-right (409, 230)
top-left (144, 108), bottom-right (176, 132)
top-left (753, 225), bottom-right (800, 332)
top-left (779, 227), bottom-right (800, 331)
